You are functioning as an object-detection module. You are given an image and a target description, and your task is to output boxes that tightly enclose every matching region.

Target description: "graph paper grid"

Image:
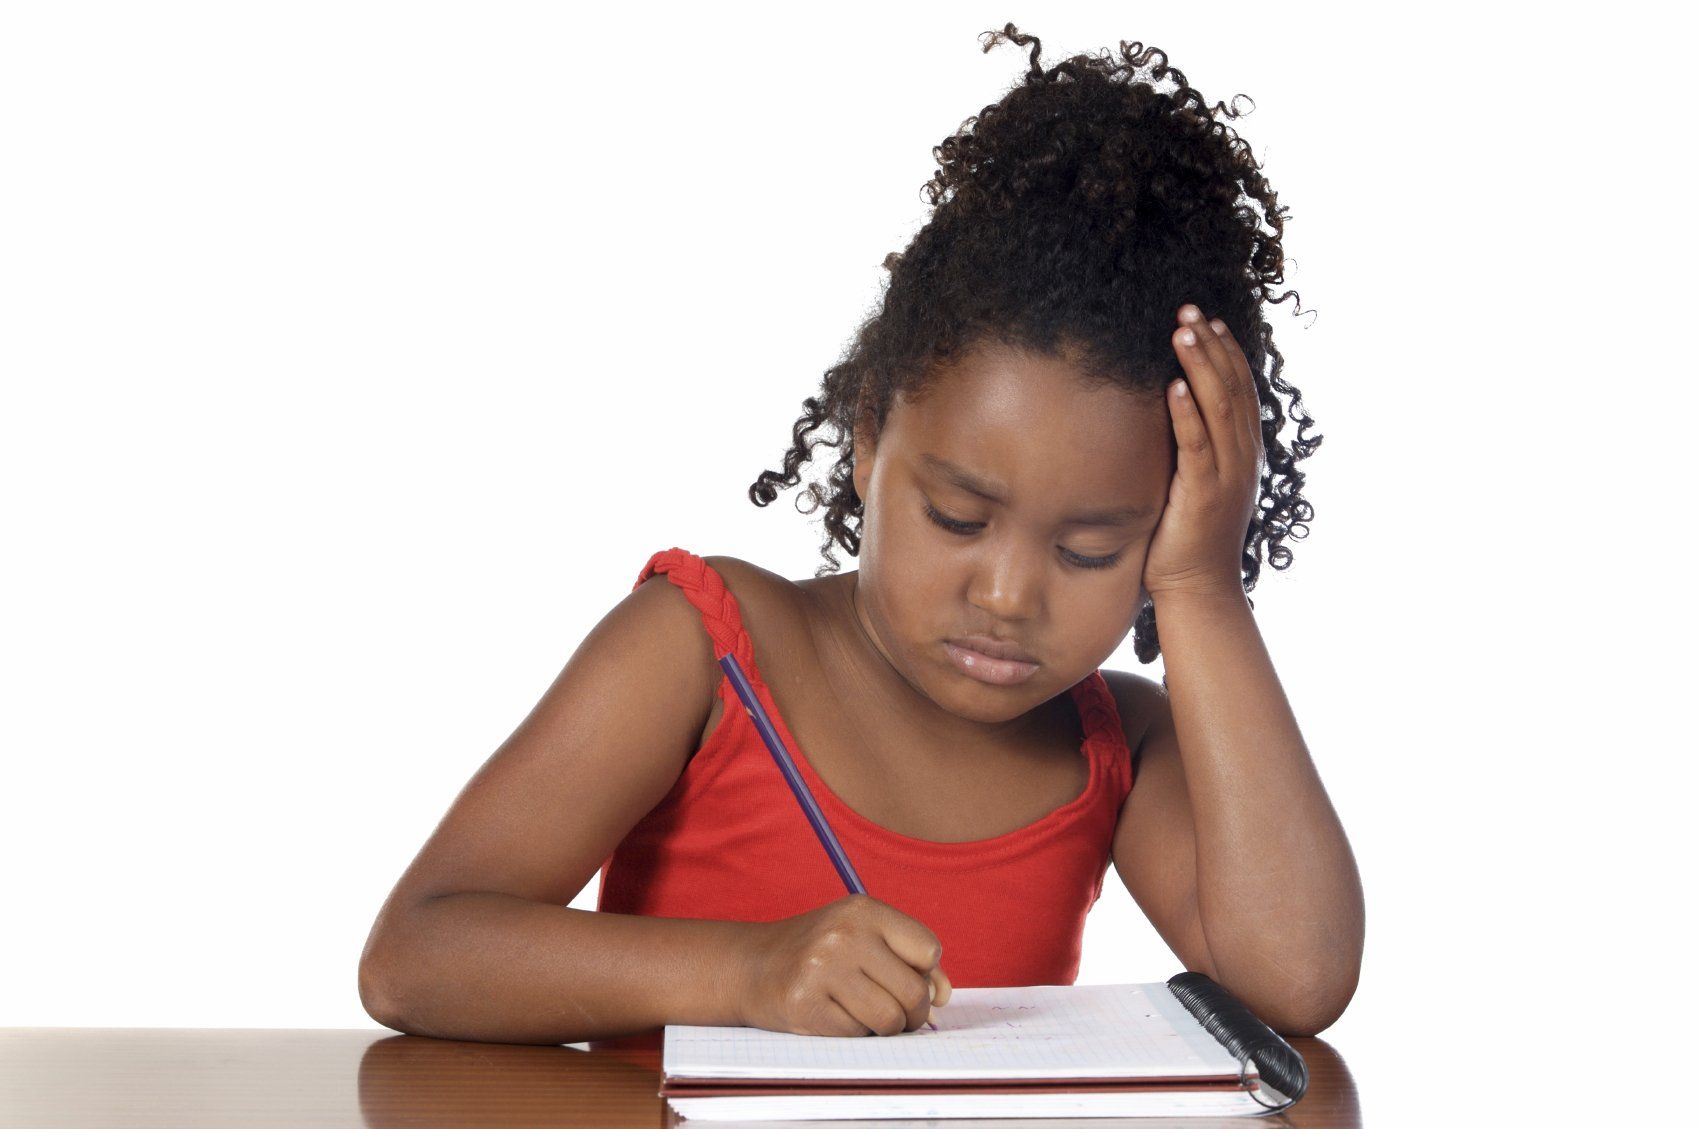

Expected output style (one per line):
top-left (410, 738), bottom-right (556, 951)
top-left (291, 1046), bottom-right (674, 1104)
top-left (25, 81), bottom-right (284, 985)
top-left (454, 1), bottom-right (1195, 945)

top-left (663, 982), bottom-right (1244, 1081)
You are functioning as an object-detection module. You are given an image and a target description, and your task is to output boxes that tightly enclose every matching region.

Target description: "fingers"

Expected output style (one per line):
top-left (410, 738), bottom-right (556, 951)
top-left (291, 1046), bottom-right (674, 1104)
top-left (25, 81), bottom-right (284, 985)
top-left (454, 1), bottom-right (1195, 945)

top-left (1206, 315), bottom-right (1256, 396)
top-left (833, 969), bottom-right (923, 1036)
top-left (1171, 312), bottom-right (1225, 463)
top-left (869, 902), bottom-right (949, 1031)
top-left (1202, 315), bottom-right (1265, 455)
top-left (813, 991), bottom-right (878, 1038)
top-left (859, 945), bottom-right (937, 1032)
top-left (1184, 305), bottom-right (1246, 399)
top-left (877, 908), bottom-right (945, 988)
top-left (1166, 368), bottom-right (1215, 476)
top-left (1172, 305), bottom-right (1260, 460)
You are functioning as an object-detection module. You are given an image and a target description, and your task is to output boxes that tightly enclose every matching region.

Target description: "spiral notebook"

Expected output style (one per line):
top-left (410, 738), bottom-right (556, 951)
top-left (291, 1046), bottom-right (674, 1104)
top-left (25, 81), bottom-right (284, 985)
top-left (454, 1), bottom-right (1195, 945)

top-left (661, 973), bottom-right (1308, 1121)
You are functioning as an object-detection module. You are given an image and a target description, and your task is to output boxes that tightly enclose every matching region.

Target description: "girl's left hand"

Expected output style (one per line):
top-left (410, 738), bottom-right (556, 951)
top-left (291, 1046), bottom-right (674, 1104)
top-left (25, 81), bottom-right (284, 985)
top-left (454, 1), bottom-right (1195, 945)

top-left (1142, 304), bottom-right (1265, 601)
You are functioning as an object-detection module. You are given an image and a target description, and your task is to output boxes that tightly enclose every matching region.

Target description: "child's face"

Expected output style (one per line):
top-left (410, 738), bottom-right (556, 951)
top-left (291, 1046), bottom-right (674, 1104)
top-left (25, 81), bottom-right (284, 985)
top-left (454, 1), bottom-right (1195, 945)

top-left (850, 342), bottom-right (1175, 725)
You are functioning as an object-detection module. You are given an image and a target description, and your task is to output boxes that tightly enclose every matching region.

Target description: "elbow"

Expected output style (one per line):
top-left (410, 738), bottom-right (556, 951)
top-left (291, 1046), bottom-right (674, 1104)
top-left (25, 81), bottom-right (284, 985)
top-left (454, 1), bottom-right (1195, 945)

top-left (1262, 970), bottom-right (1359, 1039)
top-left (358, 923), bottom-right (418, 1034)
top-left (1267, 1003), bottom-right (1341, 1039)
top-left (1251, 923), bottom-right (1364, 1039)
top-left (359, 957), bottom-right (409, 1032)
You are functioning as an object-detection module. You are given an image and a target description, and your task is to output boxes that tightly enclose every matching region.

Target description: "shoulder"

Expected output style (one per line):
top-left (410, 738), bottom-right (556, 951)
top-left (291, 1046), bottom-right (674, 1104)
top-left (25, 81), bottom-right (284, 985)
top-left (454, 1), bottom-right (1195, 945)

top-left (697, 553), bottom-right (798, 601)
top-left (698, 553), bottom-right (810, 624)
top-left (641, 552), bottom-right (813, 661)
top-left (1096, 667), bottom-right (1167, 756)
top-left (605, 552), bottom-right (809, 739)
top-left (631, 551), bottom-right (797, 615)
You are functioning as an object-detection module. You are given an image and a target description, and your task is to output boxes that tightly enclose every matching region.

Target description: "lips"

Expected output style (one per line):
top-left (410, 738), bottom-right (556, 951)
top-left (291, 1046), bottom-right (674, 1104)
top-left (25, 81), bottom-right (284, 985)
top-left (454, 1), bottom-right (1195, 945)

top-left (944, 636), bottom-right (1041, 686)
top-left (947, 635), bottom-right (1038, 663)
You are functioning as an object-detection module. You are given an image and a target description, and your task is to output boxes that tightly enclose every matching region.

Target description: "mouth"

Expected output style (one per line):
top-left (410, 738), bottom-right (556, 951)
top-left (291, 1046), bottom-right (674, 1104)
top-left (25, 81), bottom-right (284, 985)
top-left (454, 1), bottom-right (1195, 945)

top-left (944, 637), bottom-right (1040, 686)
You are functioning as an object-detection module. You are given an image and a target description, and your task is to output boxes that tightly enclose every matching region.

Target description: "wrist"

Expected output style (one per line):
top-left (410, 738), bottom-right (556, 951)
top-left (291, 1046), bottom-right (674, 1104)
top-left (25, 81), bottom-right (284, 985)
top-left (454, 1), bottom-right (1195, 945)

top-left (717, 920), bottom-right (767, 1028)
top-left (1148, 580), bottom-right (1248, 611)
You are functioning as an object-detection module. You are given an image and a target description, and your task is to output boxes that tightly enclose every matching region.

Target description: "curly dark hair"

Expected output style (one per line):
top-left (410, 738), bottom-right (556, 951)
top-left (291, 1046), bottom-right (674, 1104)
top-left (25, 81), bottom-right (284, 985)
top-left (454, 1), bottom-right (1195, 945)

top-left (749, 24), bottom-right (1321, 663)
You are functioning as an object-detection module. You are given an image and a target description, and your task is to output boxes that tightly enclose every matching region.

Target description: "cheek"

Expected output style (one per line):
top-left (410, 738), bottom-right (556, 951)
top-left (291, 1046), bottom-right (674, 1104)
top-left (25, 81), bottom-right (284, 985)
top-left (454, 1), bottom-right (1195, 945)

top-left (867, 500), bottom-right (938, 572)
top-left (1064, 586), bottom-right (1142, 650)
top-left (859, 513), bottom-right (940, 621)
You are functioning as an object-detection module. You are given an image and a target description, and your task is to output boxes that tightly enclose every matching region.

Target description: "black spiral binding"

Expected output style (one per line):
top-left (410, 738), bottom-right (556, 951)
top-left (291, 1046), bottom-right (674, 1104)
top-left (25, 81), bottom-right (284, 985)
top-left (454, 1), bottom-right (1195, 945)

top-left (1165, 973), bottom-right (1308, 1113)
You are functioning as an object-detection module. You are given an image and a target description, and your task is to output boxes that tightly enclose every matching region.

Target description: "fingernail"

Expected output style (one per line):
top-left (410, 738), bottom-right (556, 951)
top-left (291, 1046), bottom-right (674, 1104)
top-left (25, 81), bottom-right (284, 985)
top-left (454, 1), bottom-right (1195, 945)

top-left (1210, 319), bottom-right (1227, 335)
top-left (1181, 304), bottom-right (1202, 322)
top-left (1179, 328), bottom-right (1196, 346)
top-left (928, 1008), bottom-right (938, 1027)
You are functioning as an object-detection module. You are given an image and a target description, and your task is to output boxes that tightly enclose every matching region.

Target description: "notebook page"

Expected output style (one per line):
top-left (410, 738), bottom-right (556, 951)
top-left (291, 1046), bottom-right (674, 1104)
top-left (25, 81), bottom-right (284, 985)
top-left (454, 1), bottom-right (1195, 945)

top-left (663, 982), bottom-right (1244, 1081)
top-left (666, 1087), bottom-right (1272, 1121)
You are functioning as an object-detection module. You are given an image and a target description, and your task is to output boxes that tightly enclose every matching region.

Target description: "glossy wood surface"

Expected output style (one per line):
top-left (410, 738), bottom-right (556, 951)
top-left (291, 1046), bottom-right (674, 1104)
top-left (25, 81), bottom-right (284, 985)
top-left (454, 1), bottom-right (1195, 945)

top-left (0, 1027), bottom-right (1359, 1128)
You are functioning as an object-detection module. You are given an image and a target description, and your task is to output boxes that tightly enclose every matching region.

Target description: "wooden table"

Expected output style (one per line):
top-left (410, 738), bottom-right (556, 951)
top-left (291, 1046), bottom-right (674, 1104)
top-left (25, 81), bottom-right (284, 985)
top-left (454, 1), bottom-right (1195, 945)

top-left (0, 1028), bottom-right (1361, 1127)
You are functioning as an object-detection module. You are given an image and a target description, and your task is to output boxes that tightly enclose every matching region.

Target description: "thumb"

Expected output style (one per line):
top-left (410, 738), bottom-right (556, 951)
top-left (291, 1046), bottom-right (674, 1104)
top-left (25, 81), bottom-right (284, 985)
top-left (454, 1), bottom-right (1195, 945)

top-left (929, 964), bottom-right (953, 1008)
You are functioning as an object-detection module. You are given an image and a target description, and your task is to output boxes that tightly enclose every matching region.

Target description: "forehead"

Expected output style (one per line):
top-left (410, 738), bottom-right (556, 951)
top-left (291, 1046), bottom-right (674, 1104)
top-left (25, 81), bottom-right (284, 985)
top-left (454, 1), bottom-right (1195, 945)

top-left (886, 344), bottom-right (1173, 489)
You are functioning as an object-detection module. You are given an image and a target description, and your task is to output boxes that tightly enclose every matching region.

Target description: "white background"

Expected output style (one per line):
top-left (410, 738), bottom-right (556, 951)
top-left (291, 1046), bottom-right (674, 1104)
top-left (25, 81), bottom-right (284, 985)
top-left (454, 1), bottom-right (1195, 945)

top-left (3, 2), bottom-right (1694, 1124)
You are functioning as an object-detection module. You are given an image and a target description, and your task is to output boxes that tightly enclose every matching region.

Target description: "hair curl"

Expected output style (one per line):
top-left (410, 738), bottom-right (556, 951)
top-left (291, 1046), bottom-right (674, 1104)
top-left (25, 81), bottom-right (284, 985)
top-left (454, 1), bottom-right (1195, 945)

top-left (749, 24), bottom-right (1320, 663)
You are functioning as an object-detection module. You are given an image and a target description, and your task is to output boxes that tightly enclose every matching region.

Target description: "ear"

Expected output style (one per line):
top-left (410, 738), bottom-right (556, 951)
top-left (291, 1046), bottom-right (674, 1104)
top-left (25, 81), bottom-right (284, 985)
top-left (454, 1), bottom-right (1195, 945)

top-left (851, 400), bottom-right (878, 503)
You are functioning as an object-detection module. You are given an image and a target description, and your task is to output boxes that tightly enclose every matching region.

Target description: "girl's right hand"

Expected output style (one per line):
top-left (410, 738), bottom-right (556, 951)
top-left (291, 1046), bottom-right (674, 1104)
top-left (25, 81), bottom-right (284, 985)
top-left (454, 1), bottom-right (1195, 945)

top-left (734, 894), bottom-right (954, 1037)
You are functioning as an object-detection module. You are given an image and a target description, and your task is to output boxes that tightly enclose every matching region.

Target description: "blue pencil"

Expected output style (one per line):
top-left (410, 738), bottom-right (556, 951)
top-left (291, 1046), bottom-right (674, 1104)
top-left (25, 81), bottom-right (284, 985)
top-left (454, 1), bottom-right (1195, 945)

top-left (717, 652), bottom-right (938, 1030)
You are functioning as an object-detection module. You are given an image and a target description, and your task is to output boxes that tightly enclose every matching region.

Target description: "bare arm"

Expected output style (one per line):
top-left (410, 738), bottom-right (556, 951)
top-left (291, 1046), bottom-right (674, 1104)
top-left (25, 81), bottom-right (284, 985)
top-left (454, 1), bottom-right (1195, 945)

top-left (358, 563), bottom-right (743, 1044)
top-left (1111, 307), bottom-right (1363, 1037)
top-left (1110, 594), bottom-right (1364, 1036)
top-left (359, 894), bottom-right (754, 1043)
top-left (358, 556), bottom-right (950, 1044)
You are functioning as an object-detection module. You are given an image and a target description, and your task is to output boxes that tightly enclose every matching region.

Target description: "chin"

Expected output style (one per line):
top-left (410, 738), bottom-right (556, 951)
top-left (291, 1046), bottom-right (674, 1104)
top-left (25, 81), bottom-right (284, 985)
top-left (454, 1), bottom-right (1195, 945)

top-left (939, 674), bottom-right (1050, 723)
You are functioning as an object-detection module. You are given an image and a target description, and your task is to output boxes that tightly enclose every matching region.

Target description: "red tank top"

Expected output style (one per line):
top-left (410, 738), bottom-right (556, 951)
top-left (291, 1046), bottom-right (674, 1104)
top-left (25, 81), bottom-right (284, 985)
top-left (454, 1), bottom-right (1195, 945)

top-left (596, 548), bottom-right (1138, 987)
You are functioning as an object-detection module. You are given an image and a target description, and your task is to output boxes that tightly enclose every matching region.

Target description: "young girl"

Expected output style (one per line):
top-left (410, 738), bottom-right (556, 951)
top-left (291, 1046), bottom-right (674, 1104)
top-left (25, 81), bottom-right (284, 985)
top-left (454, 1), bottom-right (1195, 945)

top-left (358, 25), bottom-right (1363, 1045)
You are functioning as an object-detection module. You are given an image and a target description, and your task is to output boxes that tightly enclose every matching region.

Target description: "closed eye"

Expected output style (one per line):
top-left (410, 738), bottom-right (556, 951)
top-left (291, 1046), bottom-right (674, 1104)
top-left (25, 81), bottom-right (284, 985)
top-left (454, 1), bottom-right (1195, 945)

top-left (921, 503), bottom-right (1123, 571)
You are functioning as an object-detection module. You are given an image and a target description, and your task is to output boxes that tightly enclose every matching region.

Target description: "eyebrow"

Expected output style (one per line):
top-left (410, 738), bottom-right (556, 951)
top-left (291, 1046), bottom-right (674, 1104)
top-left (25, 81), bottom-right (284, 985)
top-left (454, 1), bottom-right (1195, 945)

top-left (918, 453), bottom-right (1153, 526)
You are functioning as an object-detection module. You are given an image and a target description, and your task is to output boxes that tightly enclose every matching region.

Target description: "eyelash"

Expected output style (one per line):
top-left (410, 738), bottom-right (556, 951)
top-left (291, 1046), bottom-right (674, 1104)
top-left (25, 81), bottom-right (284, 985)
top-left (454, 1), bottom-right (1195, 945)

top-left (922, 503), bottom-right (1124, 570)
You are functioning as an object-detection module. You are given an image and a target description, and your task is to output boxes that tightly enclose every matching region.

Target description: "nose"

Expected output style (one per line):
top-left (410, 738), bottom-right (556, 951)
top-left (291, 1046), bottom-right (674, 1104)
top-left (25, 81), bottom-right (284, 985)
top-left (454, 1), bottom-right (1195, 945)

top-left (966, 543), bottom-right (1044, 624)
